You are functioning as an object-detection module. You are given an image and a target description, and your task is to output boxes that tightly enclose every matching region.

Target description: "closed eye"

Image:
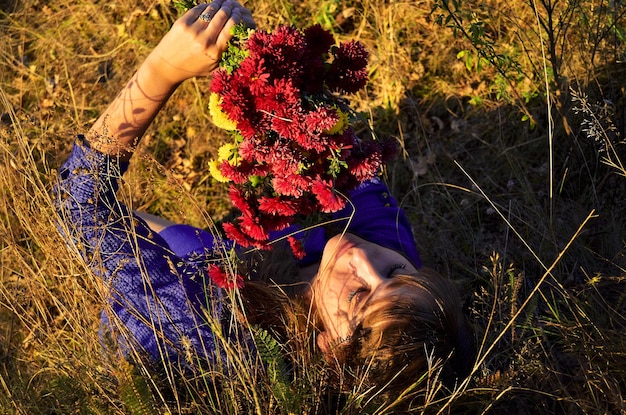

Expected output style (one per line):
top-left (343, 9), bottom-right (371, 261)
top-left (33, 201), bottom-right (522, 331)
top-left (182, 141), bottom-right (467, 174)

top-left (387, 263), bottom-right (406, 277)
top-left (347, 287), bottom-right (368, 303)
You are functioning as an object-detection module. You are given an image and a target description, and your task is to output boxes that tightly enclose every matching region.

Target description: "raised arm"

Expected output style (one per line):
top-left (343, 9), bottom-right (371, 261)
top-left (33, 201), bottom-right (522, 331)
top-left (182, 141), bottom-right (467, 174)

top-left (88, 0), bottom-right (254, 161)
top-left (55, 1), bottom-right (256, 366)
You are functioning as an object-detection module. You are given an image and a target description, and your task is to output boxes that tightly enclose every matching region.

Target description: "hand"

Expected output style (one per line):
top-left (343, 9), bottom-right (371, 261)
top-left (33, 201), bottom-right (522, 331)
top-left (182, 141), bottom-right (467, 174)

top-left (86, 0), bottom-right (254, 159)
top-left (144, 0), bottom-right (255, 87)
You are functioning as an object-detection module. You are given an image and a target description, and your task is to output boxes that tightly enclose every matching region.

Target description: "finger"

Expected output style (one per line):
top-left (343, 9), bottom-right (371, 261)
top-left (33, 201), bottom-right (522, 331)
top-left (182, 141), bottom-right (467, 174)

top-left (194, 3), bottom-right (234, 51)
top-left (215, 3), bottom-right (254, 30)
top-left (216, 0), bottom-right (239, 20)
top-left (197, 0), bottom-right (225, 24)
top-left (216, 10), bottom-right (241, 47)
top-left (219, 3), bottom-right (253, 30)
top-left (207, 1), bottom-right (235, 29)
top-left (182, 2), bottom-right (217, 25)
top-left (240, 8), bottom-right (256, 29)
top-left (229, 7), bottom-right (243, 25)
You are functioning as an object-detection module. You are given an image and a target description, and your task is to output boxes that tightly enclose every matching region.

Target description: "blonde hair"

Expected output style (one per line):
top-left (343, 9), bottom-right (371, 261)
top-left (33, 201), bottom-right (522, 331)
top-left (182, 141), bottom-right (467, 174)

top-left (333, 268), bottom-right (475, 397)
top-left (237, 242), bottom-right (317, 355)
top-left (238, 247), bottom-right (474, 402)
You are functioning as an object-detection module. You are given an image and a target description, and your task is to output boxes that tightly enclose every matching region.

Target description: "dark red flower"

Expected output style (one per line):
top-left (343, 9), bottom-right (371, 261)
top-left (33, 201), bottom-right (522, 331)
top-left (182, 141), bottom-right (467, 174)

top-left (303, 24), bottom-right (335, 57)
top-left (379, 136), bottom-right (399, 161)
top-left (258, 196), bottom-right (299, 216)
top-left (287, 236), bottom-right (306, 260)
top-left (334, 40), bottom-right (369, 68)
top-left (326, 41), bottom-right (369, 94)
top-left (209, 24), bottom-right (379, 253)
top-left (300, 25), bottom-right (335, 92)
top-left (300, 58), bottom-right (326, 93)
top-left (311, 178), bottom-right (346, 213)
top-left (261, 213), bottom-right (294, 234)
top-left (326, 68), bottom-right (368, 94)
top-left (272, 174), bottom-right (311, 197)
top-left (238, 214), bottom-right (269, 242)
top-left (207, 264), bottom-right (244, 290)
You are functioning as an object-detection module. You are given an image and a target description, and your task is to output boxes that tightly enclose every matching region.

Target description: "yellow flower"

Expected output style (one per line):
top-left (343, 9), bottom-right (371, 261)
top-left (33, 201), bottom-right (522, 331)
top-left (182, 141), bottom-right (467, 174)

top-left (209, 92), bottom-right (238, 130)
top-left (324, 107), bottom-right (350, 135)
top-left (208, 142), bottom-right (240, 183)
top-left (208, 159), bottom-right (230, 183)
top-left (218, 142), bottom-right (239, 165)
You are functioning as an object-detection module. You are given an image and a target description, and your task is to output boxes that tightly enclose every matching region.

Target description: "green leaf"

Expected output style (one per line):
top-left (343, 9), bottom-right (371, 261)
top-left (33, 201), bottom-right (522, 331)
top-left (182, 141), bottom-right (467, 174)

top-left (220, 24), bottom-right (255, 74)
top-left (469, 95), bottom-right (483, 106)
top-left (251, 327), bottom-right (301, 411)
top-left (173, 0), bottom-right (198, 13)
top-left (249, 175), bottom-right (264, 187)
top-left (118, 362), bottom-right (157, 415)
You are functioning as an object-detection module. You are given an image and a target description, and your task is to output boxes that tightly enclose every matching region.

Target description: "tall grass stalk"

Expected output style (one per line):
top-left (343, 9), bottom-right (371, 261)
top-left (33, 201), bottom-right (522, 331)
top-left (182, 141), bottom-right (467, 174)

top-left (1, 0), bottom-right (625, 413)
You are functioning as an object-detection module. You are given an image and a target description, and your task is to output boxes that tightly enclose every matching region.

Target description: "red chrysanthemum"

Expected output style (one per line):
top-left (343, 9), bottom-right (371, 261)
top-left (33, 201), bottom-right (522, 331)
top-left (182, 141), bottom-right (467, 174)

top-left (311, 178), bottom-right (346, 213)
top-left (260, 213), bottom-right (294, 234)
top-left (222, 221), bottom-right (255, 248)
top-left (258, 196), bottom-right (299, 216)
top-left (287, 236), bottom-right (306, 260)
top-left (228, 186), bottom-right (255, 216)
top-left (239, 214), bottom-right (269, 242)
top-left (305, 106), bottom-right (339, 133)
top-left (271, 174), bottom-right (311, 197)
top-left (247, 26), bottom-right (306, 82)
top-left (207, 264), bottom-right (244, 290)
top-left (208, 24), bottom-right (394, 259)
top-left (257, 78), bottom-right (301, 114)
top-left (266, 148), bottom-right (301, 176)
top-left (326, 41), bottom-right (369, 94)
top-left (220, 160), bottom-right (268, 184)
top-left (348, 141), bottom-right (383, 182)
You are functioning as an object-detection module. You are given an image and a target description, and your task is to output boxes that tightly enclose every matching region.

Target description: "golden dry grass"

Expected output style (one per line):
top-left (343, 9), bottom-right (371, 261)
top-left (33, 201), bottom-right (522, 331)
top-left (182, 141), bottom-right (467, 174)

top-left (1, 0), bottom-right (625, 413)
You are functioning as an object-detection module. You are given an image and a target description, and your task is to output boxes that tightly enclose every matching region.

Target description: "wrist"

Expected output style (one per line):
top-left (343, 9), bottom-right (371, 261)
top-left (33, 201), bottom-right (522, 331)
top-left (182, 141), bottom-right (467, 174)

top-left (87, 57), bottom-right (180, 161)
top-left (140, 53), bottom-right (183, 94)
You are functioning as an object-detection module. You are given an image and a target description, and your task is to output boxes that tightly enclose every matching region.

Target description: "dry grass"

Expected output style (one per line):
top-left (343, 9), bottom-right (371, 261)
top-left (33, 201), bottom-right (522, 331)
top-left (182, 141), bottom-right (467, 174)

top-left (1, 0), bottom-right (626, 413)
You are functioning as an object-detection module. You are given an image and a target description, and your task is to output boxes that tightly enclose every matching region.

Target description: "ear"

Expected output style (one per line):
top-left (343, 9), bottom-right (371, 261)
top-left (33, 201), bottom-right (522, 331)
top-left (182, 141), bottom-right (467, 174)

top-left (317, 330), bottom-right (330, 354)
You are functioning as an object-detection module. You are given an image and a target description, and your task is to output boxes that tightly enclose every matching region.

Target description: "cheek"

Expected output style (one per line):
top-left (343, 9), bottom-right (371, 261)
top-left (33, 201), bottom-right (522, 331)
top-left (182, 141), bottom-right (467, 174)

top-left (314, 283), bottom-right (338, 314)
top-left (311, 280), bottom-right (333, 315)
top-left (313, 267), bottom-right (343, 298)
top-left (312, 284), bottom-right (346, 329)
top-left (312, 298), bottom-right (336, 335)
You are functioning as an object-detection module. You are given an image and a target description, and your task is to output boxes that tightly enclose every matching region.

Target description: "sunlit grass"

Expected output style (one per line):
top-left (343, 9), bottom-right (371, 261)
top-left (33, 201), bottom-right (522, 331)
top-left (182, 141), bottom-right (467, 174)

top-left (1, 0), bottom-right (625, 413)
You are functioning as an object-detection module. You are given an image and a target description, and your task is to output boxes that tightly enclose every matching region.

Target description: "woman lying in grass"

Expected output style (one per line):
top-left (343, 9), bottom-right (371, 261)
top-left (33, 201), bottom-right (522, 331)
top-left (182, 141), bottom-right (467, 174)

top-left (55, 0), bottom-right (475, 405)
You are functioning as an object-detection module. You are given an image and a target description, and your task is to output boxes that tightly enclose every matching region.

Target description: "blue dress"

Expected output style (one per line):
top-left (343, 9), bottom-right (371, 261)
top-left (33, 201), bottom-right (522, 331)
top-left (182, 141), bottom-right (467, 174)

top-left (55, 137), bottom-right (421, 368)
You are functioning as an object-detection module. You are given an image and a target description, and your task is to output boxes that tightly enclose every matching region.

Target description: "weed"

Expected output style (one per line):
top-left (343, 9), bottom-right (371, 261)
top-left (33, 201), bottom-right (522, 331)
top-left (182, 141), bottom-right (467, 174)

top-left (1, 0), bottom-right (625, 413)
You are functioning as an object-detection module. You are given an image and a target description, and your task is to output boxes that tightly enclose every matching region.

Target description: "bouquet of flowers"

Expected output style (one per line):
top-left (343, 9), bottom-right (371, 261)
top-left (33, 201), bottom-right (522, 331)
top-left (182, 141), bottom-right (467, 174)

top-left (208, 24), bottom-right (394, 259)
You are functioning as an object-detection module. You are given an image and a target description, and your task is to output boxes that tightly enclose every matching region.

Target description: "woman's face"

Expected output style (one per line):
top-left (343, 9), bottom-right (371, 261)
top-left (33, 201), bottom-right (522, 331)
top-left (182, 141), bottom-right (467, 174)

top-left (311, 233), bottom-right (419, 353)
